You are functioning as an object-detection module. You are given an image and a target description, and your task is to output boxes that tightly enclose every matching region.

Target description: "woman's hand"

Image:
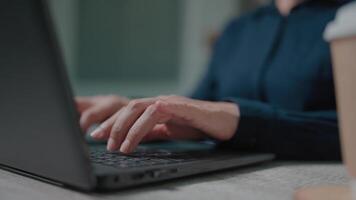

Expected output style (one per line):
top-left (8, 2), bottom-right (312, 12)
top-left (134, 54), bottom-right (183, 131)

top-left (76, 95), bottom-right (130, 132)
top-left (89, 95), bottom-right (240, 154)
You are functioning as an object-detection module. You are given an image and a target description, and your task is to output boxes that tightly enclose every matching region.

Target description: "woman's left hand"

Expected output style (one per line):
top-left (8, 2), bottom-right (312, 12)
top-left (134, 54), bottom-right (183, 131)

top-left (90, 95), bottom-right (240, 154)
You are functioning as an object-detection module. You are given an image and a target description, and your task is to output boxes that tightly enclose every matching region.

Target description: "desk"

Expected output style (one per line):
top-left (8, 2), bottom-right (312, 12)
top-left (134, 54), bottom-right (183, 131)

top-left (0, 162), bottom-right (349, 200)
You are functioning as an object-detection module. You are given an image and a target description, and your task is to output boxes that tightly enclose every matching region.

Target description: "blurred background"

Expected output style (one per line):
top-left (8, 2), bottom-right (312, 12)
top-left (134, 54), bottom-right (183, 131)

top-left (48, 0), bottom-right (269, 97)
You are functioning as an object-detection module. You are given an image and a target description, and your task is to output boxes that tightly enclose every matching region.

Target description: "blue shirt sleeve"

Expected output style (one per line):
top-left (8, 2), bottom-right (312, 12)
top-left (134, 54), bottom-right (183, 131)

top-left (222, 98), bottom-right (341, 160)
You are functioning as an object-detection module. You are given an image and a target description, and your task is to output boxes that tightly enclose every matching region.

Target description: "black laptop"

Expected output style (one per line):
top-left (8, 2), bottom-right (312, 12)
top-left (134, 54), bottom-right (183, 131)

top-left (0, 0), bottom-right (274, 191)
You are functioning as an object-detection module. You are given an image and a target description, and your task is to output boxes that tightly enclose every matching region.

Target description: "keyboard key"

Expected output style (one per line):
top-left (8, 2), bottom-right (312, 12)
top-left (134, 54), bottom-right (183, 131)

top-left (89, 148), bottom-right (197, 169)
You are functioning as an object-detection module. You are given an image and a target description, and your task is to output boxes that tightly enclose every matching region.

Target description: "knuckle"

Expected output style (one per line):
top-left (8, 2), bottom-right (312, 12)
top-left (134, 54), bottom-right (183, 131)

top-left (86, 111), bottom-right (99, 120)
top-left (157, 95), bottom-right (180, 102)
top-left (127, 100), bottom-right (142, 110)
top-left (157, 95), bottom-right (173, 101)
top-left (157, 95), bottom-right (168, 101)
top-left (127, 129), bottom-right (140, 140)
top-left (146, 104), bottom-right (160, 115)
top-left (110, 126), bottom-right (122, 139)
top-left (107, 95), bottom-right (118, 102)
top-left (110, 95), bottom-right (124, 103)
top-left (111, 121), bottom-right (122, 134)
top-left (154, 100), bottom-right (168, 111)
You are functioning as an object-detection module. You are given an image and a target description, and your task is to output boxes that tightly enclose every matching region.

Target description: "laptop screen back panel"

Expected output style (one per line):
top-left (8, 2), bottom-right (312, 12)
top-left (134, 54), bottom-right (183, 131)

top-left (0, 0), bottom-right (95, 190)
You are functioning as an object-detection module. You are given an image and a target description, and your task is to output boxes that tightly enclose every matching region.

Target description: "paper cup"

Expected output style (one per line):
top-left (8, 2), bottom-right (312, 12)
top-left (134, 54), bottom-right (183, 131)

top-left (324, 2), bottom-right (356, 199)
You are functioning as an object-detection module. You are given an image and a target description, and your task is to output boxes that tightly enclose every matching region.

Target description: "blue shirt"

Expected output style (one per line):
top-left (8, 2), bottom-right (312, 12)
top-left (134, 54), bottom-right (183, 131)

top-left (192, 1), bottom-right (350, 160)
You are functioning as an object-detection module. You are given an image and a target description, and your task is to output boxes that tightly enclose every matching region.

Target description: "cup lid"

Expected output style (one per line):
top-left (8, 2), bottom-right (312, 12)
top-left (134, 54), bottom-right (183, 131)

top-left (324, 1), bottom-right (356, 41)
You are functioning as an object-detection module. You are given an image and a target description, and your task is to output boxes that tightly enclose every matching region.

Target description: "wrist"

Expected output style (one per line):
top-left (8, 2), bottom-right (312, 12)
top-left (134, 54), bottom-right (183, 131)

top-left (197, 101), bottom-right (240, 141)
top-left (217, 102), bottom-right (240, 139)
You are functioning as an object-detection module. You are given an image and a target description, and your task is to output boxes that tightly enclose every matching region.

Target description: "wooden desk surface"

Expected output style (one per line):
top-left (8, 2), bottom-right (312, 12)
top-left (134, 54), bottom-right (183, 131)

top-left (0, 162), bottom-right (349, 200)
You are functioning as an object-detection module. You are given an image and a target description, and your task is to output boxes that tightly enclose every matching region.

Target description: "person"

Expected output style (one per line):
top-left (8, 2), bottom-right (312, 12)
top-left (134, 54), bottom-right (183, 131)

top-left (76, 0), bottom-right (351, 160)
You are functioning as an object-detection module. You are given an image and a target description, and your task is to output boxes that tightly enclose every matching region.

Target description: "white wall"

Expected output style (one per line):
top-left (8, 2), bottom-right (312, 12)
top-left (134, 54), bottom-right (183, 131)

top-left (48, 0), bottom-right (241, 96)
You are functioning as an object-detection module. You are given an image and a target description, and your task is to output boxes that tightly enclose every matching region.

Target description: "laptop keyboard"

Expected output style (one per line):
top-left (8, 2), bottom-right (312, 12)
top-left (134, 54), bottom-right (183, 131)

top-left (89, 148), bottom-right (199, 169)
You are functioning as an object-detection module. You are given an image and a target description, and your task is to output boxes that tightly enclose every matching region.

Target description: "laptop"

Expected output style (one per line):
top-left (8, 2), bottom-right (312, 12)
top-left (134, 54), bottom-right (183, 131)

top-left (0, 0), bottom-right (274, 191)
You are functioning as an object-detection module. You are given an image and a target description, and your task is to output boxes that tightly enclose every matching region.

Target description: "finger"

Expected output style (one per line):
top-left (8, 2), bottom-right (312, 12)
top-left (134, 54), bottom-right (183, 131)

top-left (107, 98), bottom-right (155, 152)
top-left (80, 107), bottom-right (102, 132)
top-left (80, 104), bottom-right (113, 132)
top-left (75, 97), bottom-right (93, 114)
top-left (80, 97), bottom-right (126, 132)
top-left (141, 124), bottom-right (169, 142)
top-left (90, 110), bottom-right (120, 140)
top-left (119, 103), bottom-right (171, 153)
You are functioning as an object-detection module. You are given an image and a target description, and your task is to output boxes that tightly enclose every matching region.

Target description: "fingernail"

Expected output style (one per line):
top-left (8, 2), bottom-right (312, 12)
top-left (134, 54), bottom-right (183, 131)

top-left (120, 140), bottom-right (131, 154)
top-left (107, 138), bottom-right (118, 152)
top-left (90, 127), bottom-right (102, 138)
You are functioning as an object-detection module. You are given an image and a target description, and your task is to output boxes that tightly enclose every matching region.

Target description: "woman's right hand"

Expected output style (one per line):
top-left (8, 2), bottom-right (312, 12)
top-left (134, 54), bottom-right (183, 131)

top-left (75, 95), bottom-right (130, 132)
